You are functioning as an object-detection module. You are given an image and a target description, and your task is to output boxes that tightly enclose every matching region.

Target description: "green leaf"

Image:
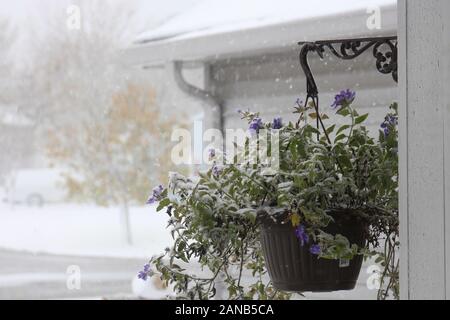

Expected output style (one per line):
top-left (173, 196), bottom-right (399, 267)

top-left (337, 107), bottom-right (350, 117)
top-left (304, 125), bottom-right (320, 136)
top-left (355, 114), bottom-right (369, 125)
top-left (336, 125), bottom-right (350, 135)
top-left (289, 141), bottom-right (298, 160)
top-left (157, 198), bottom-right (171, 212)
top-left (177, 241), bottom-right (186, 251)
top-left (326, 124), bottom-right (336, 135)
top-left (379, 130), bottom-right (385, 143)
top-left (338, 155), bottom-right (352, 169)
top-left (334, 134), bottom-right (346, 143)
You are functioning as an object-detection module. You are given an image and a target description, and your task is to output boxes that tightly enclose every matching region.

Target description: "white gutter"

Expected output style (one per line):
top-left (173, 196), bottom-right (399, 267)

top-left (167, 61), bottom-right (223, 131)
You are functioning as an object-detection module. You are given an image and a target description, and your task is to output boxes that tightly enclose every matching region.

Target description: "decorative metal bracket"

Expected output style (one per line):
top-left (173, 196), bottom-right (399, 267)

top-left (298, 36), bottom-right (398, 100)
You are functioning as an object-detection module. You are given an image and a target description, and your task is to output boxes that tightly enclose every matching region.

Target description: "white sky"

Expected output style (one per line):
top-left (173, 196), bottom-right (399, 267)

top-left (0, 0), bottom-right (200, 58)
top-left (0, 0), bottom-right (199, 25)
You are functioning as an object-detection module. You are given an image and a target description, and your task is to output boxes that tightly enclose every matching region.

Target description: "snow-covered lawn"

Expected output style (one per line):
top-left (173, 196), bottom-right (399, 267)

top-left (0, 203), bottom-right (172, 258)
top-left (0, 202), bottom-right (379, 299)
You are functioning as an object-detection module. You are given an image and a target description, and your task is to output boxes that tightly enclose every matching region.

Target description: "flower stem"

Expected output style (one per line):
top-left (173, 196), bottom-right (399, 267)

top-left (311, 98), bottom-right (345, 174)
top-left (347, 106), bottom-right (355, 145)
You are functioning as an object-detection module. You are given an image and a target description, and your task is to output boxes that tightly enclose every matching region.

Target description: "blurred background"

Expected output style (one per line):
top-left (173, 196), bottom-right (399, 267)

top-left (0, 0), bottom-right (396, 299)
top-left (0, 0), bottom-right (199, 300)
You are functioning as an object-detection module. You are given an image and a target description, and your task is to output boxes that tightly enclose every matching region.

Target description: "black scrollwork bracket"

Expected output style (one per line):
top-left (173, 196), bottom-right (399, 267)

top-left (298, 36), bottom-right (398, 101)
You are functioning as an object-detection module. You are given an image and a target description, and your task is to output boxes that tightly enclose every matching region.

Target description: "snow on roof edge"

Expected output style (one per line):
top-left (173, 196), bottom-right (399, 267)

top-left (134, 0), bottom-right (397, 45)
top-left (123, 2), bottom-right (397, 67)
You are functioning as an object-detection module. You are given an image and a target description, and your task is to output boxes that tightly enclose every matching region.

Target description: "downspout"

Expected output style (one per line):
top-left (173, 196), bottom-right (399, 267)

top-left (167, 61), bottom-right (223, 132)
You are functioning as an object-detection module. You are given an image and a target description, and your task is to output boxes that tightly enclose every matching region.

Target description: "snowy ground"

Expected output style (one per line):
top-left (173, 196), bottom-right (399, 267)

top-left (0, 203), bottom-right (175, 299)
top-left (0, 202), bottom-right (378, 300)
top-left (0, 203), bottom-right (172, 259)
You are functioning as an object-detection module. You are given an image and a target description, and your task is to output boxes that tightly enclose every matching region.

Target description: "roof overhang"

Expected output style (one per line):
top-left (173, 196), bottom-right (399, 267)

top-left (123, 3), bottom-right (397, 67)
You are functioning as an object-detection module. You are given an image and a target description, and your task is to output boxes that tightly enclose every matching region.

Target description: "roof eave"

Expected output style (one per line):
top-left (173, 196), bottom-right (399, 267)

top-left (122, 4), bottom-right (397, 67)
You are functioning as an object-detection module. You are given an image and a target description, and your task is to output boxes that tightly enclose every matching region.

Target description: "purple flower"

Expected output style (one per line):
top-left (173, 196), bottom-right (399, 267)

top-left (146, 185), bottom-right (165, 205)
top-left (272, 117), bottom-right (283, 129)
top-left (295, 224), bottom-right (309, 246)
top-left (208, 148), bottom-right (216, 160)
top-left (381, 126), bottom-right (390, 137)
top-left (212, 165), bottom-right (222, 177)
top-left (381, 114), bottom-right (398, 137)
top-left (249, 117), bottom-right (263, 134)
top-left (310, 244), bottom-right (321, 255)
top-left (137, 263), bottom-right (151, 281)
top-left (137, 271), bottom-right (148, 280)
top-left (331, 89), bottom-right (356, 109)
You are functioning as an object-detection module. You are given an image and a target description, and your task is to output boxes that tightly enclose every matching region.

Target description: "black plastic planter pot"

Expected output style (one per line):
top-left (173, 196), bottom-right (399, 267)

top-left (260, 210), bottom-right (368, 292)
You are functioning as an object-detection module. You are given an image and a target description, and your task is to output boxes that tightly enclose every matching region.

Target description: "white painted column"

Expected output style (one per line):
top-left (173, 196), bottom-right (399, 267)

top-left (399, 0), bottom-right (450, 300)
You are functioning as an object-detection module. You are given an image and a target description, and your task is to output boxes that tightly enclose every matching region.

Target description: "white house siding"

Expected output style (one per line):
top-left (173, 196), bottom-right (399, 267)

top-left (399, 0), bottom-right (450, 300)
top-left (210, 48), bottom-right (397, 134)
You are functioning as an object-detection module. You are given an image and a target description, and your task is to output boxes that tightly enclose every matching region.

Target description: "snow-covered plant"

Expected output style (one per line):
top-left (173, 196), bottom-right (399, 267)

top-left (141, 90), bottom-right (399, 300)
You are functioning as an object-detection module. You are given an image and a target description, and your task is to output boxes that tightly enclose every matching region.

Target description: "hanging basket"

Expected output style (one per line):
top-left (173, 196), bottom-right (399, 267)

top-left (260, 210), bottom-right (368, 292)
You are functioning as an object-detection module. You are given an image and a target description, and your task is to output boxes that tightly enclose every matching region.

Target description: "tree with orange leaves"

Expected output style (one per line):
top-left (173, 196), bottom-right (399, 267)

top-left (46, 84), bottom-right (177, 244)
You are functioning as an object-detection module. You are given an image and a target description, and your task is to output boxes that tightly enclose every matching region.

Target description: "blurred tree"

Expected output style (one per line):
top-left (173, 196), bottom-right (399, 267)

top-left (0, 17), bottom-right (25, 189)
top-left (46, 84), bottom-right (177, 244)
top-left (20, 1), bottom-right (135, 125)
top-left (0, 18), bottom-right (15, 103)
top-left (17, 1), bottom-right (182, 244)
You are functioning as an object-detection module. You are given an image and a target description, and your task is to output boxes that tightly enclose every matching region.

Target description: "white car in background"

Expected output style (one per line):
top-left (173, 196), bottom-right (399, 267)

top-left (3, 169), bottom-right (68, 206)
